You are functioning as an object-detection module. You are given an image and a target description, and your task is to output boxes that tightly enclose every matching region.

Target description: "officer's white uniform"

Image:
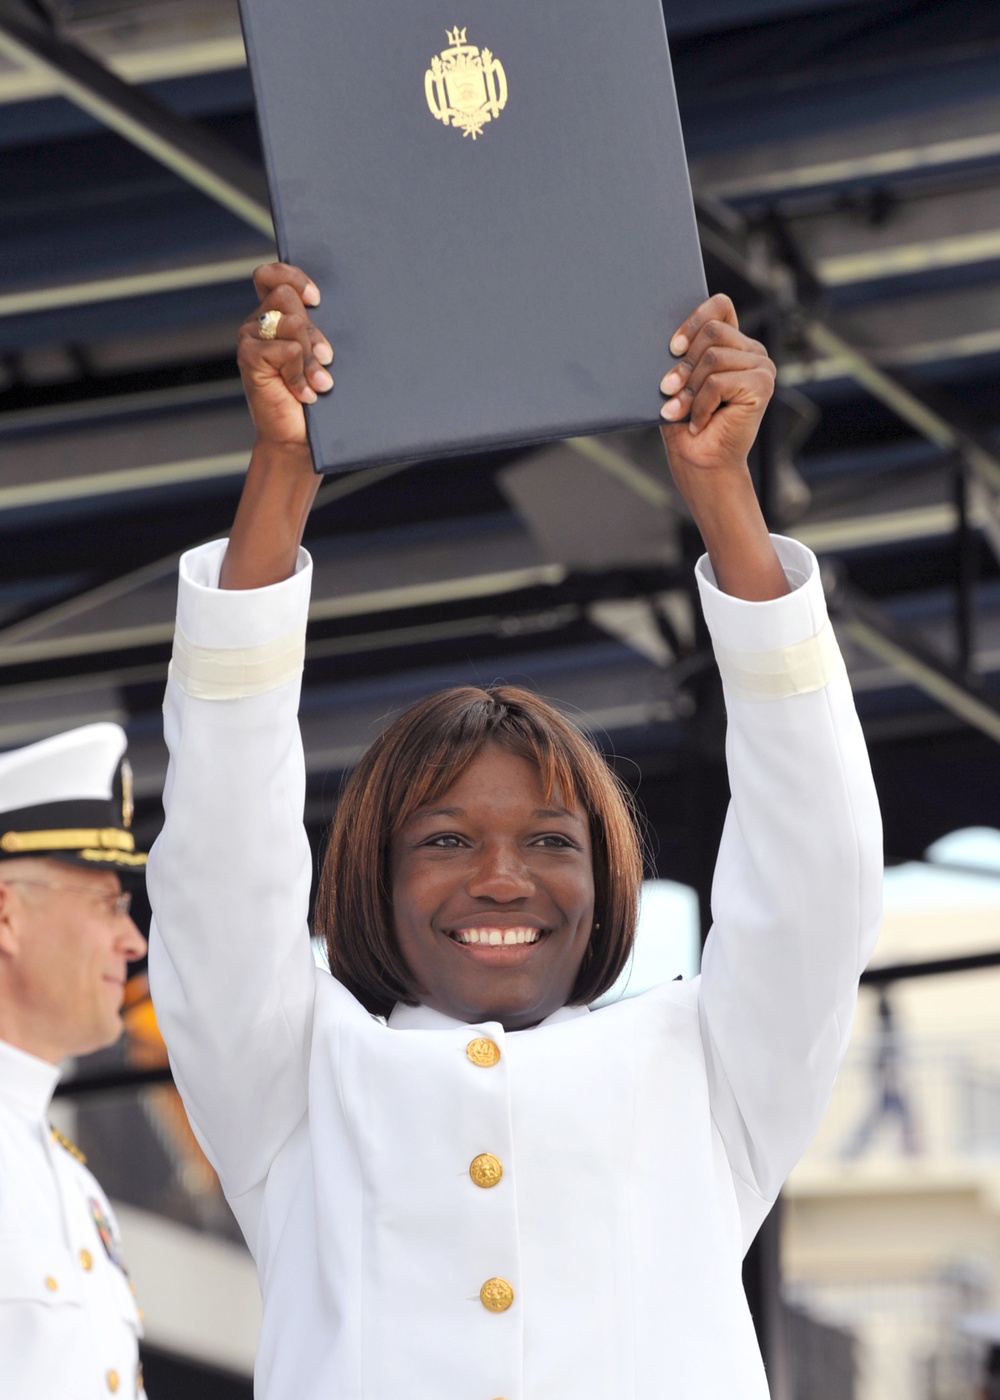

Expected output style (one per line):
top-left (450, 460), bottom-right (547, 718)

top-left (0, 723), bottom-right (147, 1400)
top-left (0, 1038), bottom-right (144, 1399)
top-left (148, 535), bottom-right (883, 1400)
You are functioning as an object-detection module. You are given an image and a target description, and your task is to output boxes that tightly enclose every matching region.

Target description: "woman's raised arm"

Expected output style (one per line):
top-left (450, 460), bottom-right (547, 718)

top-left (656, 296), bottom-right (883, 1232)
top-left (147, 264), bottom-right (335, 1241)
top-left (221, 262), bottom-right (334, 590)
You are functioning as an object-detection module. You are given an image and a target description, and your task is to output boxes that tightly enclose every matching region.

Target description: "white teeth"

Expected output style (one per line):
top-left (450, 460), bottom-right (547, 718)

top-left (451, 927), bottom-right (543, 946)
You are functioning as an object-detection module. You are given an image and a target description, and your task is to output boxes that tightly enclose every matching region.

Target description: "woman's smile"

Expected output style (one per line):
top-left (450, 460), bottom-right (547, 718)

top-left (442, 918), bottom-right (551, 966)
top-left (447, 924), bottom-right (546, 947)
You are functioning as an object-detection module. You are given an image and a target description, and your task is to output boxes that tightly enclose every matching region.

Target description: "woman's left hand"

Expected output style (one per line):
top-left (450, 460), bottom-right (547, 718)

top-left (658, 294), bottom-right (788, 601)
top-left (659, 293), bottom-right (776, 481)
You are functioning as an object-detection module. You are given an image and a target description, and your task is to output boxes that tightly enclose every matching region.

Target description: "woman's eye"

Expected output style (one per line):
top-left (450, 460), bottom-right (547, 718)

top-left (423, 833), bottom-right (464, 848)
top-left (533, 833), bottom-right (575, 849)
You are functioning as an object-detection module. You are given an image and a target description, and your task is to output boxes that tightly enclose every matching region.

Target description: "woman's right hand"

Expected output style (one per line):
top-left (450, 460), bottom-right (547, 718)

top-left (220, 264), bottom-right (332, 590)
top-left (236, 262), bottom-right (335, 446)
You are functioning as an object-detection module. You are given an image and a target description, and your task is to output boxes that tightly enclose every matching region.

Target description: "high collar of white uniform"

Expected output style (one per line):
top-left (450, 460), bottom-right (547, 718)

top-left (387, 1001), bottom-right (590, 1032)
top-left (0, 1037), bottom-right (61, 1119)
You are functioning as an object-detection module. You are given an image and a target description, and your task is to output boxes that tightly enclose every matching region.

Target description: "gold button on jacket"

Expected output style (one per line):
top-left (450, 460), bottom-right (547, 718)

top-left (479, 1277), bottom-right (514, 1312)
top-left (469, 1152), bottom-right (503, 1188)
top-left (79, 1248), bottom-right (94, 1271)
top-left (466, 1037), bottom-right (501, 1067)
top-left (106, 1369), bottom-right (120, 1393)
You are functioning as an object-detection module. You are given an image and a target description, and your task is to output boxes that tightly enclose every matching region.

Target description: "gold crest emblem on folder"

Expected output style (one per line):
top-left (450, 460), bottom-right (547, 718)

top-left (424, 28), bottom-right (507, 139)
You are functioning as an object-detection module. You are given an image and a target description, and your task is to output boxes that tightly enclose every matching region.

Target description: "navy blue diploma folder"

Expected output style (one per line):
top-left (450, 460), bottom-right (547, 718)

top-left (237, 0), bottom-right (707, 473)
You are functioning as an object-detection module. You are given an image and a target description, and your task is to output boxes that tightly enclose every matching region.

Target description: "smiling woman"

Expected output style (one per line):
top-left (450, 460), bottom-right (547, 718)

top-left (146, 264), bottom-right (884, 1400)
top-left (319, 684), bottom-right (641, 1026)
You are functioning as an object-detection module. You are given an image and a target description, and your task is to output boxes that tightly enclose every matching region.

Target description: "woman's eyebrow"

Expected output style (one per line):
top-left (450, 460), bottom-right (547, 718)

top-left (411, 804), bottom-right (464, 819)
top-left (534, 806), bottom-right (584, 823)
top-left (408, 804), bottom-right (583, 822)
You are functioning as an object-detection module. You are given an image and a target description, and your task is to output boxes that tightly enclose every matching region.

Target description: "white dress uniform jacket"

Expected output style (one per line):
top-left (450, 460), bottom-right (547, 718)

top-left (0, 1038), bottom-right (145, 1400)
top-left (148, 535), bottom-right (883, 1400)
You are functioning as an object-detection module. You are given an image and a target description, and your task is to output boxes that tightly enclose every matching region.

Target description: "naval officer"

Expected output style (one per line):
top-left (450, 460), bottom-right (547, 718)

top-left (0, 723), bottom-right (148, 1399)
top-left (147, 264), bottom-right (883, 1399)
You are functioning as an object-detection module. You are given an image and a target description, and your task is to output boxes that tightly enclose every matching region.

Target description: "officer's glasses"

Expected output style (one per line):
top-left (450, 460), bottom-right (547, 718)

top-left (3, 879), bottom-right (132, 919)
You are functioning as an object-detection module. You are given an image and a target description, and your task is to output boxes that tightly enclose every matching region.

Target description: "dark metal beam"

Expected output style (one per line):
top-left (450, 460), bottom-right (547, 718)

top-left (862, 949), bottom-right (1000, 984)
top-left (825, 571), bottom-right (1000, 747)
top-left (695, 202), bottom-right (1000, 495)
top-left (53, 1064), bottom-right (173, 1098)
top-left (0, 460), bottom-right (412, 665)
top-left (954, 460), bottom-right (978, 676)
top-left (0, 1), bottom-right (273, 236)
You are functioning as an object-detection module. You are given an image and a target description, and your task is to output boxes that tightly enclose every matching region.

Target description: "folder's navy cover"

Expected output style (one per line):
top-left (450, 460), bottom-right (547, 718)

top-left (238, 0), bottom-right (707, 473)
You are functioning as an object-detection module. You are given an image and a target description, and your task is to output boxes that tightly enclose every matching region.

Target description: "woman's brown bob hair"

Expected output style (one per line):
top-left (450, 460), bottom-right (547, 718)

top-left (316, 684), bottom-right (644, 1018)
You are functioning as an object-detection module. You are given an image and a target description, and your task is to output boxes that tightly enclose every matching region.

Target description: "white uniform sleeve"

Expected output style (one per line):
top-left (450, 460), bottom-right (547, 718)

top-left (695, 537), bottom-right (883, 1238)
top-left (146, 539), bottom-right (317, 1215)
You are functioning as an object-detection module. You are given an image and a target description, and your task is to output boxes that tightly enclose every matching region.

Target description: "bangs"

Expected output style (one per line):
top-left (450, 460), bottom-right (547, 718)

top-left (389, 714), bottom-right (584, 833)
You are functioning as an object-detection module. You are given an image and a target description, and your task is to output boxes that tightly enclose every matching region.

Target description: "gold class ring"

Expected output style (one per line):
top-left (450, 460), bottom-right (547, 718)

top-left (258, 309), bottom-right (283, 340)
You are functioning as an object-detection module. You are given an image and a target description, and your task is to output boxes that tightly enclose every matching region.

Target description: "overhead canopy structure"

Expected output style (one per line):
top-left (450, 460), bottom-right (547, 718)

top-left (1, 0), bottom-right (999, 880)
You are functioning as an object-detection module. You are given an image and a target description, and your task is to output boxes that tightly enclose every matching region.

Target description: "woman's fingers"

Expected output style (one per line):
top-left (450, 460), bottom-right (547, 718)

top-left (661, 356), bottom-right (775, 435)
top-left (238, 322), bottom-right (323, 405)
top-left (660, 309), bottom-right (773, 432)
top-left (661, 348), bottom-right (773, 425)
top-left (668, 292), bottom-right (739, 358)
top-left (309, 324), bottom-right (334, 366)
top-left (259, 340), bottom-right (318, 402)
top-left (661, 318), bottom-right (766, 398)
top-left (239, 277), bottom-right (334, 402)
top-left (685, 365), bottom-right (775, 435)
top-left (252, 260), bottom-right (321, 308)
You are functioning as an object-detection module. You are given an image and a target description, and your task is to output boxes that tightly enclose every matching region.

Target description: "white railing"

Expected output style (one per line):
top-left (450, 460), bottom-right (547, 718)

top-left (801, 1035), bottom-right (1000, 1165)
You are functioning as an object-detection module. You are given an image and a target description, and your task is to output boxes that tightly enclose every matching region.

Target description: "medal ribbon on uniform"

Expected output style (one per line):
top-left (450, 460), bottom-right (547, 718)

top-left (89, 1196), bottom-right (129, 1276)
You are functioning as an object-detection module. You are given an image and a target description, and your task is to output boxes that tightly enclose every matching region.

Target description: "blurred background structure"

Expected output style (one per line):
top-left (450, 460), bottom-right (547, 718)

top-left (3, 0), bottom-right (1000, 1394)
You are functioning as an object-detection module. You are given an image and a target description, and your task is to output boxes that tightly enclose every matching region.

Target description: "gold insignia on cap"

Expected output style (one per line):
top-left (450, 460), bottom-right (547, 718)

top-left (80, 848), bottom-right (147, 866)
top-left (425, 27), bottom-right (507, 139)
top-left (120, 758), bottom-right (134, 830)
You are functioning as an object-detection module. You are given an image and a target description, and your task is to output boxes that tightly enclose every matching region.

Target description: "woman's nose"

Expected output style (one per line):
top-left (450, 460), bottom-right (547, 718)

top-left (466, 844), bottom-right (535, 900)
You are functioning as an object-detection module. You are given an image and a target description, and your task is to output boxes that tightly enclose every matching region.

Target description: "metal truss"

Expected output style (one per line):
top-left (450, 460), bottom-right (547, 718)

top-left (696, 197), bottom-right (1000, 745)
top-left (0, 0), bottom-right (273, 235)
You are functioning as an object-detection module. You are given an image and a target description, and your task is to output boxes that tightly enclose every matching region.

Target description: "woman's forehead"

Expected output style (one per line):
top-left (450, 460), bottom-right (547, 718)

top-left (400, 742), bottom-right (582, 821)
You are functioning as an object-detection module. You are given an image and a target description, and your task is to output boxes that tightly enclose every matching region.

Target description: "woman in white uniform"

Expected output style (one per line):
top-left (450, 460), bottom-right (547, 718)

top-left (147, 263), bottom-right (883, 1400)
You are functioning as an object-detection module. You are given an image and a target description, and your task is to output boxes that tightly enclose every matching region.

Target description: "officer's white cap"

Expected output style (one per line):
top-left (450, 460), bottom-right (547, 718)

top-left (0, 723), bottom-right (146, 874)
